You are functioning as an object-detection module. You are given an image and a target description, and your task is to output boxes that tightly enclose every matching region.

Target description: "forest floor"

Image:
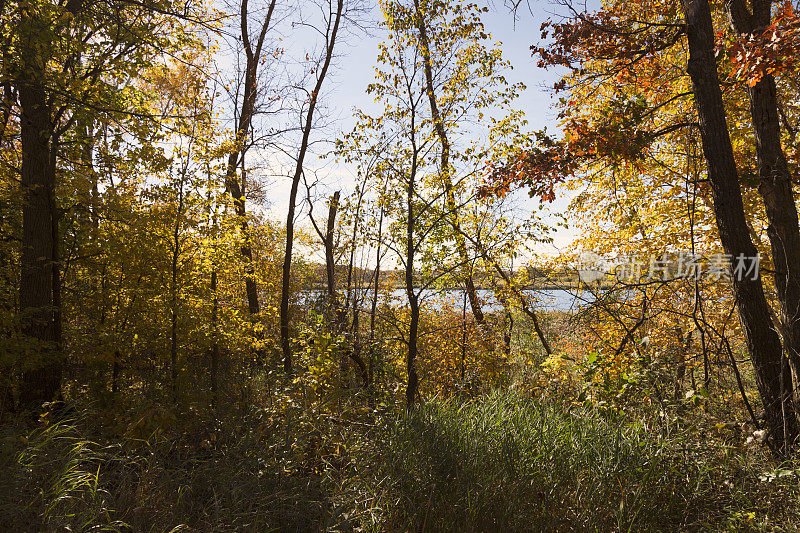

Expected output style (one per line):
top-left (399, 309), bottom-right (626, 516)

top-left (2, 389), bottom-right (800, 531)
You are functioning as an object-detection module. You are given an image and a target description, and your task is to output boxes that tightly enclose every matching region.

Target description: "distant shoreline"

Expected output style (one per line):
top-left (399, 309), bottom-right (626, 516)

top-left (307, 283), bottom-right (614, 291)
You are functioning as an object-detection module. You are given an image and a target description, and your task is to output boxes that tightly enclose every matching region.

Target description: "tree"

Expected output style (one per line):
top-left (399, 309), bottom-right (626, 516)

top-left (145, 54), bottom-right (221, 400)
top-left (222, 0), bottom-right (277, 319)
top-left (412, 0), bottom-right (486, 331)
top-left (726, 0), bottom-right (800, 407)
top-left (494, 0), bottom-right (800, 452)
top-left (6, 0), bottom-right (204, 409)
top-left (401, 0), bottom-right (528, 344)
top-left (279, 0), bottom-right (345, 374)
top-left (337, 0), bottom-right (533, 405)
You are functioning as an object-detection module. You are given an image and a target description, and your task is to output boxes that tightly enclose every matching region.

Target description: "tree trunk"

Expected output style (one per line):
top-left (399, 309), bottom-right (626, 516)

top-left (405, 144), bottom-right (420, 409)
top-left (681, 0), bottom-right (797, 451)
top-left (323, 191), bottom-right (348, 382)
top-left (751, 75), bottom-right (800, 381)
top-left (206, 165), bottom-right (220, 407)
top-left (280, 0), bottom-right (343, 374)
top-left (17, 30), bottom-right (61, 409)
top-left (223, 0), bottom-right (277, 319)
top-left (210, 269), bottom-right (219, 407)
top-left (112, 350), bottom-right (121, 397)
top-left (368, 205), bottom-right (385, 386)
top-left (502, 298), bottom-right (513, 357)
top-left (170, 172), bottom-right (184, 401)
top-left (226, 165), bottom-right (260, 315)
top-left (324, 191), bottom-right (343, 326)
top-left (727, 0), bottom-right (800, 388)
top-left (414, 0), bottom-right (487, 334)
top-left (405, 223), bottom-right (420, 408)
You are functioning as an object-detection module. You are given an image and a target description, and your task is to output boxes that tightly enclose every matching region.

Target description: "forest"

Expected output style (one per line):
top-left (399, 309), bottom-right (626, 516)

top-left (2, 0), bottom-right (800, 530)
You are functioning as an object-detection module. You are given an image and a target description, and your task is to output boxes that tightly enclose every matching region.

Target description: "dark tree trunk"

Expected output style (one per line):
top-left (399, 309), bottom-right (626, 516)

top-left (322, 191), bottom-right (348, 382)
top-left (681, 0), bottom-right (798, 451)
top-left (280, 0), bottom-right (343, 374)
top-left (17, 35), bottom-right (61, 409)
top-left (322, 190), bottom-right (367, 387)
top-left (170, 172), bottom-right (184, 401)
top-left (225, 166), bottom-right (260, 316)
top-left (112, 350), bottom-right (121, 397)
top-left (728, 0), bottom-right (800, 387)
top-left (405, 269), bottom-right (420, 408)
top-left (324, 191), bottom-right (342, 325)
top-left (405, 148), bottom-right (420, 409)
top-left (503, 303), bottom-right (513, 357)
top-left (406, 291), bottom-right (420, 408)
top-left (0, 191), bottom-right (12, 413)
top-left (368, 205), bottom-right (385, 386)
top-left (210, 269), bottom-right (219, 406)
top-left (342, 181), bottom-right (370, 388)
top-left (223, 0), bottom-right (277, 318)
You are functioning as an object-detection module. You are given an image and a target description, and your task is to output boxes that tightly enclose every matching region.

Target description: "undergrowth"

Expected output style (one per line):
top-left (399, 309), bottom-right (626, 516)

top-left (2, 391), bottom-right (800, 531)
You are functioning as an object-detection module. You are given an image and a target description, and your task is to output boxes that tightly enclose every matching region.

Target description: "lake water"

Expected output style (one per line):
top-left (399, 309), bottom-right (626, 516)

top-left (305, 288), bottom-right (593, 313)
top-left (394, 288), bottom-right (593, 313)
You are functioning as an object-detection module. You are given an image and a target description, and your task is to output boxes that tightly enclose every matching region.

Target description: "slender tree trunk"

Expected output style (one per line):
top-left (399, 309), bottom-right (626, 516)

top-left (502, 297), bottom-right (513, 357)
top-left (112, 350), bottom-right (121, 397)
top-left (414, 0), bottom-right (487, 332)
top-left (322, 191), bottom-right (349, 382)
top-left (226, 166), bottom-right (260, 315)
top-left (280, 0), bottom-right (344, 374)
top-left (223, 0), bottom-right (277, 318)
top-left (327, 189), bottom-right (369, 388)
top-left (0, 195), bottom-right (11, 413)
top-left (210, 269), bottom-right (219, 406)
top-left (681, 0), bottom-right (797, 451)
top-left (405, 194), bottom-right (420, 408)
top-left (209, 189), bottom-right (220, 407)
top-left (344, 189), bottom-right (360, 381)
top-left (324, 191), bottom-right (342, 326)
top-left (51, 150), bottom-right (62, 357)
top-left (461, 291), bottom-right (467, 382)
top-left (405, 132), bottom-right (421, 408)
top-left (82, 119), bottom-right (111, 392)
top-left (170, 173), bottom-right (184, 401)
top-left (368, 205), bottom-right (385, 386)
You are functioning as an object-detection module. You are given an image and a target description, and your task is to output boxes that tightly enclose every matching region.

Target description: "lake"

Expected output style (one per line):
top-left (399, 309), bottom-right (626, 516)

top-left (304, 288), bottom-right (594, 313)
top-left (395, 288), bottom-right (593, 313)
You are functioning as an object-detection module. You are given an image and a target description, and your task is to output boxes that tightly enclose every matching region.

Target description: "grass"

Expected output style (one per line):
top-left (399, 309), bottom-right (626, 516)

top-left (2, 391), bottom-right (800, 531)
top-left (337, 392), bottom-right (800, 531)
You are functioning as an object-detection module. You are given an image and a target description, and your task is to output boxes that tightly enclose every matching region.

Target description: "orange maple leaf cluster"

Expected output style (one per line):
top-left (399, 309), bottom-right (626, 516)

top-left (720, 1), bottom-right (800, 87)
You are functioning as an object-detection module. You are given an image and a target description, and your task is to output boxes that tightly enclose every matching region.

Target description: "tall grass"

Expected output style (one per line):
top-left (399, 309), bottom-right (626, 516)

top-left (2, 391), bottom-right (799, 531)
top-left (0, 408), bottom-right (328, 531)
top-left (338, 392), bottom-right (799, 532)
